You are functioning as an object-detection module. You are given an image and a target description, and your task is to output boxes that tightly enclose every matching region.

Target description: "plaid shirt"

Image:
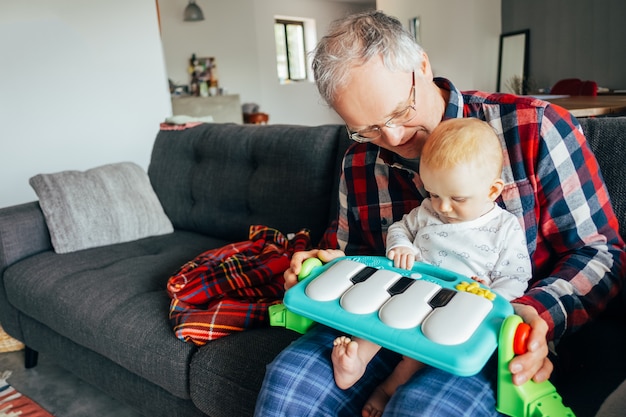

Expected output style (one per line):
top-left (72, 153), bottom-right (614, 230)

top-left (320, 78), bottom-right (626, 343)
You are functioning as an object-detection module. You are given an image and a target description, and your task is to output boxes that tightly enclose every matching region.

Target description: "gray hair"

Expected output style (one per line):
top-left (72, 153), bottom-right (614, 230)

top-left (312, 10), bottom-right (425, 105)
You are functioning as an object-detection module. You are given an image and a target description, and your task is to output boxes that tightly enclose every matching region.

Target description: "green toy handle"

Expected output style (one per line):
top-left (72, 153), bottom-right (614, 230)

top-left (496, 315), bottom-right (575, 417)
top-left (268, 257), bottom-right (322, 334)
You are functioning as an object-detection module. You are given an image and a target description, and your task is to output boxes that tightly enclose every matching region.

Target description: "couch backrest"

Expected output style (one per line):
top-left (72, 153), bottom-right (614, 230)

top-left (578, 116), bottom-right (626, 242)
top-left (148, 118), bottom-right (625, 247)
top-left (148, 123), bottom-right (350, 245)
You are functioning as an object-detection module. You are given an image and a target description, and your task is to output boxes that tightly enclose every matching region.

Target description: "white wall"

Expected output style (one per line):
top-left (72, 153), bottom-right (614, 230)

top-left (0, 0), bottom-right (171, 208)
top-left (0, 0), bottom-right (501, 208)
top-left (158, 0), bottom-right (500, 127)
top-left (377, 0), bottom-right (501, 91)
top-left (158, 0), bottom-right (262, 103)
top-left (158, 0), bottom-right (374, 126)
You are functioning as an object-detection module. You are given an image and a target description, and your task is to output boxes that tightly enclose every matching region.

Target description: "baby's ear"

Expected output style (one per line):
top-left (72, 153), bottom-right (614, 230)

top-left (489, 178), bottom-right (505, 201)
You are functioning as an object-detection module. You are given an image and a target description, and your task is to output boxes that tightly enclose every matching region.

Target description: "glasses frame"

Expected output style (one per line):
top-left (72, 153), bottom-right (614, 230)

top-left (346, 71), bottom-right (417, 143)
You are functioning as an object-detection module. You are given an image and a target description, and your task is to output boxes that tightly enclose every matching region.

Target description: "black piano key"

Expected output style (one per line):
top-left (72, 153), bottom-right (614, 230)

top-left (428, 288), bottom-right (456, 308)
top-left (387, 276), bottom-right (415, 296)
top-left (350, 266), bottom-right (378, 284)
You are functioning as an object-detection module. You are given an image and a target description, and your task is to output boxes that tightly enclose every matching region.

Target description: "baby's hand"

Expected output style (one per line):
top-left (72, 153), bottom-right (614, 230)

top-left (387, 246), bottom-right (418, 270)
top-left (471, 275), bottom-right (488, 286)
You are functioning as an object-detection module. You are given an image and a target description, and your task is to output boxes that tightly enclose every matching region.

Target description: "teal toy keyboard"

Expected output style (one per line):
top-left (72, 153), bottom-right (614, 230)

top-left (283, 256), bottom-right (514, 376)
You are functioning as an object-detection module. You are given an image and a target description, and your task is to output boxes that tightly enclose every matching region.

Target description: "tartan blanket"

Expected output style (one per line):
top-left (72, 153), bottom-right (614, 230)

top-left (167, 225), bottom-right (311, 346)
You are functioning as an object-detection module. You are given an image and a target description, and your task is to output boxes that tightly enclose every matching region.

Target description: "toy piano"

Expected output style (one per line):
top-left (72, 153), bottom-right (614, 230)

top-left (283, 255), bottom-right (514, 377)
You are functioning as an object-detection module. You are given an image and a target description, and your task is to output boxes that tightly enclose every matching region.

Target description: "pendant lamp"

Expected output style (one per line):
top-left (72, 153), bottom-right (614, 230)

top-left (184, 0), bottom-right (204, 22)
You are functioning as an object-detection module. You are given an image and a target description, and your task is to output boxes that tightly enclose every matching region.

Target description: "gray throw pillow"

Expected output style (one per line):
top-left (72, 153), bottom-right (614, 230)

top-left (30, 162), bottom-right (173, 254)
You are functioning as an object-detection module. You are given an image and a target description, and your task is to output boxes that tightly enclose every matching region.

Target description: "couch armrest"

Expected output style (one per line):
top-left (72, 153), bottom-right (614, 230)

top-left (0, 202), bottom-right (52, 274)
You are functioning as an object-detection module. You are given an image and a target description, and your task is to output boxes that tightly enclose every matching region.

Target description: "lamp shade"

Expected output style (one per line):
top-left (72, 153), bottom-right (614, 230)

top-left (184, 1), bottom-right (204, 22)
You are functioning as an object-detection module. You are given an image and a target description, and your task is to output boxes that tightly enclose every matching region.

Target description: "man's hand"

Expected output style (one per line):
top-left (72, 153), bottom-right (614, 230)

top-left (283, 249), bottom-right (345, 290)
top-left (510, 303), bottom-right (553, 385)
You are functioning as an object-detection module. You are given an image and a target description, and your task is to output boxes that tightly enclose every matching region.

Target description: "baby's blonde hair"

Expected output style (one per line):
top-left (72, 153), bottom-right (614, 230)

top-left (420, 118), bottom-right (503, 180)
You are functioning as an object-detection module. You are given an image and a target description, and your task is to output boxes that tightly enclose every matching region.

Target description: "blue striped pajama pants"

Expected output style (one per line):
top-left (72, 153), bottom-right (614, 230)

top-left (254, 325), bottom-right (503, 416)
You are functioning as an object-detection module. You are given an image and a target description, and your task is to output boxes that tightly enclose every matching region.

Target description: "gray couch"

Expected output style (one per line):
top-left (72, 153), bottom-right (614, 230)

top-left (0, 119), bottom-right (624, 417)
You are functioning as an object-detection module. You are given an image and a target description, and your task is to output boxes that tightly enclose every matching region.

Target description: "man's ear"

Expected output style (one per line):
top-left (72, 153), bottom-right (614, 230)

top-left (420, 52), bottom-right (433, 79)
top-left (489, 178), bottom-right (505, 201)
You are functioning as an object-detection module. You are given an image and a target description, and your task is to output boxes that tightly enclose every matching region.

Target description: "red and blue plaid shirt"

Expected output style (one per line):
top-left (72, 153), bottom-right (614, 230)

top-left (320, 78), bottom-right (625, 343)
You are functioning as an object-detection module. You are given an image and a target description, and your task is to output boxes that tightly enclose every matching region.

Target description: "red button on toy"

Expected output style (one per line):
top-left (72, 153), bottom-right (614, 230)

top-left (513, 322), bottom-right (531, 355)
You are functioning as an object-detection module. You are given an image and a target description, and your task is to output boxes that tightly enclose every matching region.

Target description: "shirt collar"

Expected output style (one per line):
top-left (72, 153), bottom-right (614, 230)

top-left (434, 77), bottom-right (464, 119)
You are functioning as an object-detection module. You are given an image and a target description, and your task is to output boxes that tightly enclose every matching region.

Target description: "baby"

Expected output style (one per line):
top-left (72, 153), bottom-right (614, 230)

top-left (331, 118), bottom-right (532, 417)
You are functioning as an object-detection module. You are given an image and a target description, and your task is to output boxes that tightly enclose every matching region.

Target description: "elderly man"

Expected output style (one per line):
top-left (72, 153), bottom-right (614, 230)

top-left (254, 10), bottom-right (625, 417)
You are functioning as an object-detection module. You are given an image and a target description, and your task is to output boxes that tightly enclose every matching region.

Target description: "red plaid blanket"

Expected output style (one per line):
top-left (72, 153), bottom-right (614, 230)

top-left (167, 225), bottom-right (311, 345)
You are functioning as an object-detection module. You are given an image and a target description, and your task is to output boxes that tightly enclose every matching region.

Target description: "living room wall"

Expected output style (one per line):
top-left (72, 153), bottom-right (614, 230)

top-left (157, 0), bottom-right (373, 126)
top-left (0, 0), bottom-right (373, 208)
top-left (378, 0), bottom-right (501, 92)
top-left (0, 0), bottom-right (504, 208)
top-left (0, 0), bottom-right (170, 208)
top-left (159, 0), bottom-right (502, 125)
top-left (502, 0), bottom-right (626, 92)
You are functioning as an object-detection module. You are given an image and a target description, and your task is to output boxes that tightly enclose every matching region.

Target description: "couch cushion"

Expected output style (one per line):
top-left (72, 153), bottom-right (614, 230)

top-left (148, 124), bottom-right (347, 245)
top-left (29, 162), bottom-right (173, 254)
top-left (189, 327), bottom-right (300, 417)
top-left (3, 231), bottom-right (228, 399)
top-left (578, 116), bottom-right (626, 241)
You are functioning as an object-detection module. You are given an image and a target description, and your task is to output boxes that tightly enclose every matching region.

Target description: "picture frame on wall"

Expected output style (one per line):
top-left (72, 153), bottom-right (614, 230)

top-left (409, 17), bottom-right (421, 44)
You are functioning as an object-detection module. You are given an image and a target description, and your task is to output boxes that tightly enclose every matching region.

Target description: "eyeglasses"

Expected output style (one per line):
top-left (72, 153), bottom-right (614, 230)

top-left (346, 71), bottom-right (417, 143)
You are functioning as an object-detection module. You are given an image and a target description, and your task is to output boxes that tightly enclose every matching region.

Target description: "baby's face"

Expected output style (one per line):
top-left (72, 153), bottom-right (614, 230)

top-left (420, 161), bottom-right (499, 223)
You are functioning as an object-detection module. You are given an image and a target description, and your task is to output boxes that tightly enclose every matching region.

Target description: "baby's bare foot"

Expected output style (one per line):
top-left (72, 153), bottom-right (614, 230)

top-left (331, 336), bottom-right (366, 389)
top-left (362, 386), bottom-right (391, 417)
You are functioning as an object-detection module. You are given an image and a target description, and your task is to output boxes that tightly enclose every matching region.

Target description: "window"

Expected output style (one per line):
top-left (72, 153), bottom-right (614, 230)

top-left (274, 18), bottom-right (312, 83)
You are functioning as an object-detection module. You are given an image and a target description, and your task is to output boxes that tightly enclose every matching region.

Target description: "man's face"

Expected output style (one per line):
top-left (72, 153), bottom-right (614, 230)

top-left (333, 56), bottom-right (445, 159)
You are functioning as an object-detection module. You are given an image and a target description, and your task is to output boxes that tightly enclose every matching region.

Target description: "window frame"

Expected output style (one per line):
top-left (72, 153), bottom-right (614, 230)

top-left (274, 18), bottom-right (308, 83)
